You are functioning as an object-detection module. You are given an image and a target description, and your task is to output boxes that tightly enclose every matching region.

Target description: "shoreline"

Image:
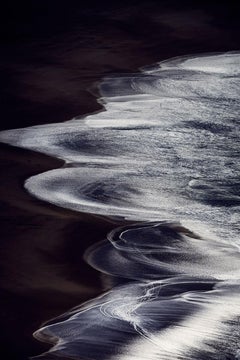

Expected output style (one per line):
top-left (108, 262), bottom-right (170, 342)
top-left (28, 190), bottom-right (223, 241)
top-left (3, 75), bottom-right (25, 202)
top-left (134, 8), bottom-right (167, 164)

top-left (1, 2), bottom-right (239, 359)
top-left (0, 143), bottom-right (119, 359)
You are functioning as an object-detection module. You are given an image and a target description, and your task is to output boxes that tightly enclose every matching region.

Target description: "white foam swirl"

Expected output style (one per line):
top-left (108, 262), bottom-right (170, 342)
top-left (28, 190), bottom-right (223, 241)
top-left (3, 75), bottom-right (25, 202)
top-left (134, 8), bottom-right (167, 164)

top-left (1, 53), bottom-right (239, 243)
top-left (1, 52), bottom-right (240, 359)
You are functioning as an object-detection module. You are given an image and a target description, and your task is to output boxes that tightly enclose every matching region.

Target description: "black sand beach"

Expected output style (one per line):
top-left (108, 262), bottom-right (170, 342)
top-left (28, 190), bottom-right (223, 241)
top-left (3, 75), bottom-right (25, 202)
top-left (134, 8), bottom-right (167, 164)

top-left (0, 1), bottom-right (240, 359)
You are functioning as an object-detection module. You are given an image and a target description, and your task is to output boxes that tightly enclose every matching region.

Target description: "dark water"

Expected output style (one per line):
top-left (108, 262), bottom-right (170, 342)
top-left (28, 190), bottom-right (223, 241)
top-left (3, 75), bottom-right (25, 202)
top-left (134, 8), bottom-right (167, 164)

top-left (0, 2), bottom-right (240, 360)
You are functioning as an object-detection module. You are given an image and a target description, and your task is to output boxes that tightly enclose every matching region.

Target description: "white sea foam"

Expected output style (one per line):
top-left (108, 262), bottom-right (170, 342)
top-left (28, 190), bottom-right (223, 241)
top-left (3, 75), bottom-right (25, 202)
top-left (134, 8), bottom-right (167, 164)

top-left (1, 52), bottom-right (240, 359)
top-left (32, 223), bottom-right (240, 360)
top-left (1, 53), bottom-right (239, 243)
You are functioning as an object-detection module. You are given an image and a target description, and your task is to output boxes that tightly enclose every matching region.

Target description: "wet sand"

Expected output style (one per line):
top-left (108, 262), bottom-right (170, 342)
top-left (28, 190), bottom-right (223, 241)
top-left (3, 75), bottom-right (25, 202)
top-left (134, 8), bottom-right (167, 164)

top-left (0, 143), bottom-right (118, 359)
top-left (0, 1), bottom-right (239, 359)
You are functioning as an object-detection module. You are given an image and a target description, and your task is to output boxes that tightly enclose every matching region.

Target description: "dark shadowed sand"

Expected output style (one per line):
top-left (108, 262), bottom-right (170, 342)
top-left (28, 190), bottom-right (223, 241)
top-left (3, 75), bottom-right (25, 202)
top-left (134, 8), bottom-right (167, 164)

top-left (0, 1), bottom-right (239, 359)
